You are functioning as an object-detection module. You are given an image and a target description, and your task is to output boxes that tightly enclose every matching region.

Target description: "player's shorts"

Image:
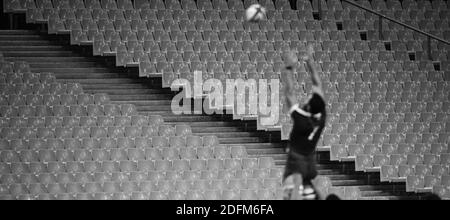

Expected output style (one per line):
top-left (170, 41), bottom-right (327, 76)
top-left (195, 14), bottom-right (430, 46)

top-left (283, 151), bottom-right (318, 185)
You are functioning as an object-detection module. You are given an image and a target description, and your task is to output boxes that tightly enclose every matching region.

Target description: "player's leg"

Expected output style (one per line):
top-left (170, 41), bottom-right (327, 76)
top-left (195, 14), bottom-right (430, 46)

top-left (283, 174), bottom-right (295, 200)
top-left (292, 174), bottom-right (304, 200)
top-left (282, 153), bottom-right (304, 200)
top-left (282, 156), bottom-right (295, 200)
top-left (302, 154), bottom-right (319, 200)
top-left (283, 174), bottom-right (304, 200)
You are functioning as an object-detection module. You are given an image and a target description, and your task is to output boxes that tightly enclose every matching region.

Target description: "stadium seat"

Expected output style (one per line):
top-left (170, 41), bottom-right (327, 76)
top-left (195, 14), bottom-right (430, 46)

top-left (224, 158), bottom-right (242, 170)
top-left (441, 154), bottom-right (450, 165)
top-left (356, 154), bottom-right (373, 171)
top-left (222, 189), bottom-right (240, 200)
top-left (201, 189), bottom-right (221, 200)
top-left (442, 175), bottom-right (450, 187)
top-left (168, 136), bottom-right (185, 148)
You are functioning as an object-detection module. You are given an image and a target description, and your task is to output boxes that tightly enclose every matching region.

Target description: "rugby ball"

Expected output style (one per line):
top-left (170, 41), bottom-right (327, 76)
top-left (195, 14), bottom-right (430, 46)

top-left (246, 4), bottom-right (266, 22)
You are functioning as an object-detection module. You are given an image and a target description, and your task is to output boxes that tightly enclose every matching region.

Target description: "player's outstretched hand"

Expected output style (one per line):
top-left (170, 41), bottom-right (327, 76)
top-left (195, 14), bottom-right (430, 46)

top-left (283, 50), bottom-right (298, 67)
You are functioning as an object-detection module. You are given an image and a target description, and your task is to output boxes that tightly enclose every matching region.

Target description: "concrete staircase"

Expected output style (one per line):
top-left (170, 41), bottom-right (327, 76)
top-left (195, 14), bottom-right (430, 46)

top-left (0, 28), bottom-right (425, 200)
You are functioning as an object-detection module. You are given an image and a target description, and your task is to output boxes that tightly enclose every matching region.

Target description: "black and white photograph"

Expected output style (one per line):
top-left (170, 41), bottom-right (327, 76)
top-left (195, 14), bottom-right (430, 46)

top-left (0, 0), bottom-right (449, 203)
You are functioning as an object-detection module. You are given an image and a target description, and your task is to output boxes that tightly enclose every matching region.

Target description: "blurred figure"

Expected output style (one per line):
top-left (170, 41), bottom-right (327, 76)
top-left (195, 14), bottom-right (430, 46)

top-left (281, 45), bottom-right (327, 200)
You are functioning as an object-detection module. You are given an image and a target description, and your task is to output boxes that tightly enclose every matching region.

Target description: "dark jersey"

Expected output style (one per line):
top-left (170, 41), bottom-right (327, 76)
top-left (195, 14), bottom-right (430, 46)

top-left (289, 93), bottom-right (327, 156)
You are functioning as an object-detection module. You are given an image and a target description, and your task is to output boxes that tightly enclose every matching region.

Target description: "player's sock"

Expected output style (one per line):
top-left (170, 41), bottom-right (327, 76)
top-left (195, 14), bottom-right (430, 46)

top-left (303, 185), bottom-right (317, 200)
top-left (303, 186), bottom-right (315, 195)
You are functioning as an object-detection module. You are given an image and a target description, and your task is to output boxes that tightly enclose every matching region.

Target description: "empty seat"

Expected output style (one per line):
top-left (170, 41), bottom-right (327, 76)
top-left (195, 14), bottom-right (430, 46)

top-left (190, 159), bottom-right (206, 171)
top-left (373, 154), bottom-right (390, 167)
top-left (212, 146), bottom-right (230, 159)
top-left (229, 145), bottom-right (247, 159)
top-left (185, 136), bottom-right (202, 148)
top-left (222, 158), bottom-right (240, 170)
top-left (202, 158), bottom-right (222, 170)
top-left (154, 160), bottom-right (172, 171)
top-left (259, 157), bottom-right (274, 169)
top-left (197, 189), bottom-right (220, 200)
top-left (441, 154), bottom-right (450, 165)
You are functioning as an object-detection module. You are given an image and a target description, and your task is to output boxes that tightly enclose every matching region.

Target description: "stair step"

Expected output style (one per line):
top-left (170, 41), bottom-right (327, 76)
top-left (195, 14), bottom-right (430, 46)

top-left (0, 35), bottom-right (49, 40)
top-left (0, 30), bottom-right (39, 35)
top-left (171, 121), bottom-right (248, 127)
top-left (112, 100), bottom-right (172, 106)
top-left (3, 51), bottom-right (75, 57)
top-left (228, 143), bottom-right (285, 149)
top-left (10, 57), bottom-right (101, 62)
top-left (83, 89), bottom-right (169, 95)
top-left (109, 94), bottom-right (173, 101)
top-left (357, 185), bottom-right (406, 192)
top-left (258, 154), bottom-right (286, 162)
top-left (219, 137), bottom-right (268, 144)
top-left (33, 68), bottom-right (125, 73)
top-left (318, 169), bottom-right (346, 175)
top-left (326, 174), bottom-right (367, 181)
top-left (0, 41), bottom-right (67, 46)
top-left (0, 45), bottom-right (68, 51)
top-left (165, 116), bottom-right (241, 124)
top-left (192, 126), bottom-right (249, 133)
top-left (330, 179), bottom-right (367, 186)
top-left (247, 148), bottom-right (285, 155)
top-left (360, 196), bottom-right (420, 200)
top-left (30, 62), bottom-right (105, 68)
top-left (196, 132), bottom-right (262, 138)
top-left (83, 84), bottom-right (162, 90)
top-left (360, 191), bottom-right (401, 197)
top-left (135, 105), bottom-right (172, 111)
top-left (58, 79), bottom-right (156, 84)
top-left (54, 74), bottom-right (129, 79)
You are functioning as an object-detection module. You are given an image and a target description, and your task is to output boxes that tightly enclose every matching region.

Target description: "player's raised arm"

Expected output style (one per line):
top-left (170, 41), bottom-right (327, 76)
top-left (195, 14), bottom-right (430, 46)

top-left (281, 51), bottom-right (298, 110)
top-left (303, 44), bottom-right (324, 98)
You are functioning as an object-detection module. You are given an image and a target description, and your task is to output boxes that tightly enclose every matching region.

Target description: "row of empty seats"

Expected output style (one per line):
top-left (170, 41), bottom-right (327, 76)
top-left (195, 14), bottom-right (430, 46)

top-left (30, 9), bottom-right (450, 33)
top-left (0, 137), bottom-right (221, 150)
top-left (4, 0), bottom-right (302, 11)
top-left (0, 104), bottom-right (147, 117)
top-left (326, 100), bottom-right (450, 113)
top-left (90, 41), bottom-right (446, 58)
top-left (0, 126), bottom-right (194, 139)
top-left (0, 60), bottom-right (32, 73)
top-left (80, 29), bottom-right (368, 43)
top-left (312, 111), bottom-right (450, 124)
top-left (324, 119), bottom-right (450, 131)
top-left (323, 133), bottom-right (449, 146)
top-left (354, 153), bottom-right (450, 167)
top-left (2, 158), bottom-right (274, 175)
top-left (85, 37), bottom-right (446, 53)
top-left (31, 8), bottom-right (320, 22)
top-left (0, 167), bottom-right (283, 183)
top-left (6, 0), bottom-right (450, 13)
top-left (383, 164), bottom-right (450, 179)
top-left (0, 178), bottom-right (282, 191)
top-left (0, 188), bottom-right (283, 200)
top-left (324, 128), bottom-right (449, 141)
top-left (0, 173), bottom-right (363, 200)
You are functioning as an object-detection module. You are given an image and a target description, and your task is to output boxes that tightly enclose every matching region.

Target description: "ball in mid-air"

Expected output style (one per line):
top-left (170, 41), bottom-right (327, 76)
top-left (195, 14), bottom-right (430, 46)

top-left (246, 4), bottom-right (266, 22)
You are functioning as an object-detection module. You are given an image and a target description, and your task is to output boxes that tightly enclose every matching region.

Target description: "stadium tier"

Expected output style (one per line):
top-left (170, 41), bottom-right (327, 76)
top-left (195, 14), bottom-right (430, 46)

top-left (1, 0), bottom-right (449, 200)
